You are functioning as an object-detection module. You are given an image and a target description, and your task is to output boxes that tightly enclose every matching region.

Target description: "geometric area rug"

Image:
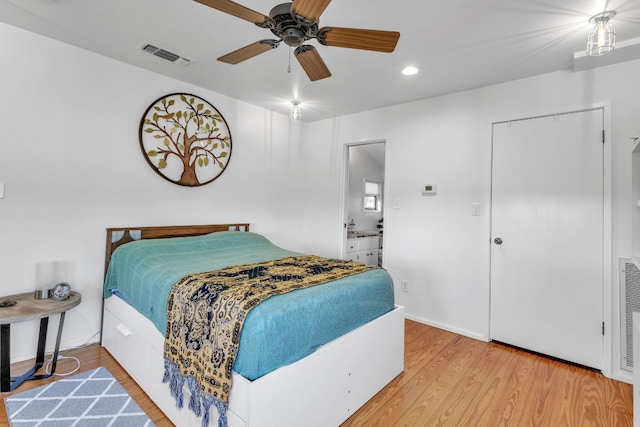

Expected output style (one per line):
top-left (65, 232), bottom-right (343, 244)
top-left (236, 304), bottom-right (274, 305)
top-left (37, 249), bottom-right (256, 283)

top-left (3, 367), bottom-right (155, 426)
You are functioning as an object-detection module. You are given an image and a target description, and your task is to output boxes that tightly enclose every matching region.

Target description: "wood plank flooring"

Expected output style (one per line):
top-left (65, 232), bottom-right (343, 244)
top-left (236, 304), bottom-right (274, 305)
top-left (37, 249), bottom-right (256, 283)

top-left (1, 320), bottom-right (633, 426)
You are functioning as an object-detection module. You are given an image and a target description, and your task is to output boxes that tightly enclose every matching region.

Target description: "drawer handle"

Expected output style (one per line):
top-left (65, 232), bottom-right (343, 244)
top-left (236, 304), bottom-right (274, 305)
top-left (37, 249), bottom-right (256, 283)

top-left (116, 323), bottom-right (132, 337)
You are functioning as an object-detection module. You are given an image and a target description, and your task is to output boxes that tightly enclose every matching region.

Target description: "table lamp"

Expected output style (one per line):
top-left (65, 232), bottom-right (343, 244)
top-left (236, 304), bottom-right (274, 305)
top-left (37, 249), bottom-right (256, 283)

top-left (35, 260), bottom-right (57, 299)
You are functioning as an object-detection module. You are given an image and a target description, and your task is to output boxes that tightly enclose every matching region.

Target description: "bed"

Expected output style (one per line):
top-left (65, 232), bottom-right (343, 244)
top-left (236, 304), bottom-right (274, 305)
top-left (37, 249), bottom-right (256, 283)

top-left (101, 224), bottom-right (404, 427)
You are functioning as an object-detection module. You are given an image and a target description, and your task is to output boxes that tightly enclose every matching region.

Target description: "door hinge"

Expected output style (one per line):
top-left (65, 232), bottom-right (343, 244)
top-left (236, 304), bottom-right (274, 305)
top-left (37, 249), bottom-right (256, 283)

top-left (602, 130), bottom-right (605, 144)
top-left (602, 322), bottom-right (605, 336)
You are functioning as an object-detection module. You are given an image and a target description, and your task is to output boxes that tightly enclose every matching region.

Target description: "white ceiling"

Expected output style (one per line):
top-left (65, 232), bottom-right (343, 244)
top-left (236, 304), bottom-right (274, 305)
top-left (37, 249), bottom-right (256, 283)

top-left (2, 0), bottom-right (640, 122)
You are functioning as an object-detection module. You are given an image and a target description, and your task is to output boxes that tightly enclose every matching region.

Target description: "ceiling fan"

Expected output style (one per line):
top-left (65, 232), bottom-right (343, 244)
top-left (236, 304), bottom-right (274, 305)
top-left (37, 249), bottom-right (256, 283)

top-left (194, 0), bottom-right (401, 81)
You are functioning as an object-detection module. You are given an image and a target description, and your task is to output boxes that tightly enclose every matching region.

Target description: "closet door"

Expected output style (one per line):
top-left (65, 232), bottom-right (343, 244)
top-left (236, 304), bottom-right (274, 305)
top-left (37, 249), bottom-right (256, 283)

top-left (490, 109), bottom-right (603, 369)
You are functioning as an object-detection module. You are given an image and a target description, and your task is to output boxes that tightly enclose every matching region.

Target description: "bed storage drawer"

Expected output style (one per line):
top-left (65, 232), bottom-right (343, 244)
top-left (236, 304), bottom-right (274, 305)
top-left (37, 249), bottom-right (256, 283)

top-left (103, 297), bottom-right (248, 427)
top-left (102, 299), bottom-right (155, 387)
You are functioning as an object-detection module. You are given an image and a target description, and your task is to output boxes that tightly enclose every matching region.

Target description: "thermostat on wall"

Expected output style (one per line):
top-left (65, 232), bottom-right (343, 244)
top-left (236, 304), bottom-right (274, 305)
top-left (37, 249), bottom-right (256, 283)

top-left (422, 184), bottom-right (437, 195)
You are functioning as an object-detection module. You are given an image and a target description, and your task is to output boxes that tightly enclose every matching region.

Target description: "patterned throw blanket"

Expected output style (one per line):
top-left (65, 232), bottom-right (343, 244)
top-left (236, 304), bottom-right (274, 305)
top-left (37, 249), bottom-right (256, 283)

top-left (162, 255), bottom-right (373, 427)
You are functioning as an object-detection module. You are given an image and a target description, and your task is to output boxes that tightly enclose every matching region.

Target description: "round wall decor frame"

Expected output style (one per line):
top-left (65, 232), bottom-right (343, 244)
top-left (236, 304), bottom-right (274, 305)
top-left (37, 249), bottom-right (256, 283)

top-left (139, 93), bottom-right (232, 186)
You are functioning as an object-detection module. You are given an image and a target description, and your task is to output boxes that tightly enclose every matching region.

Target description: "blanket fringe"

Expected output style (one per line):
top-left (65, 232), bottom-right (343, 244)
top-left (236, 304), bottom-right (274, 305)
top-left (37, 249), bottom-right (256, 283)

top-left (163, 359), bottom-right (229, 427)
top-left (211, 398), bottom-right (228, 427)
top-left (186, 377), bottom-right (202, 416)
top-left (163, 359), bottom-right (185, 408)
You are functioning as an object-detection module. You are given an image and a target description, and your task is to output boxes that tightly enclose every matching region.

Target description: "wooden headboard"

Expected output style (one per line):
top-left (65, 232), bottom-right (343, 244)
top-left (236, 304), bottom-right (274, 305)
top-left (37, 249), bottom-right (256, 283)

top-left (104, 223), bottom-right (250, 274)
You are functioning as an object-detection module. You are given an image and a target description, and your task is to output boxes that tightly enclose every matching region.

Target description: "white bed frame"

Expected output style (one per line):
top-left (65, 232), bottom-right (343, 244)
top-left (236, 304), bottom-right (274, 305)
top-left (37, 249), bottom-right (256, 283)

top-left (100, 224), bottom-right (405, 427)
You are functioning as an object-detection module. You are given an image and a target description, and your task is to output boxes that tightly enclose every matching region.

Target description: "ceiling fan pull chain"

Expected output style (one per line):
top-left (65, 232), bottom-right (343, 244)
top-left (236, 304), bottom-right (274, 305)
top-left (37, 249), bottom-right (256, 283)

top-left (288, 46), bottom-right (292, 73)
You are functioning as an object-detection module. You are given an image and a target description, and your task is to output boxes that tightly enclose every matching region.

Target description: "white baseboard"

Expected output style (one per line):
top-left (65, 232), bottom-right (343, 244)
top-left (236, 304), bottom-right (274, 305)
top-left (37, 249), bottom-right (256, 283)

top-left (404, 313), bottom-right (488, 342)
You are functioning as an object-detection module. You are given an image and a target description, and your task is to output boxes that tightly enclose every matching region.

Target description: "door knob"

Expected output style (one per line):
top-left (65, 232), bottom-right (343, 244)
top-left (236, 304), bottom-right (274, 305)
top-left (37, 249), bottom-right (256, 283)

top-left (494, 237), bottom-right (503, 245)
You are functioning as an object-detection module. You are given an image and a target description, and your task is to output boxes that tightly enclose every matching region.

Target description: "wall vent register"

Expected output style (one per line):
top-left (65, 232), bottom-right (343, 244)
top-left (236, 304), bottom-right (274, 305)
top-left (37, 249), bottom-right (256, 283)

top-left (139, 43), bottom-right (191, 66)
top-left (623, 260), bottom-right (640, 371)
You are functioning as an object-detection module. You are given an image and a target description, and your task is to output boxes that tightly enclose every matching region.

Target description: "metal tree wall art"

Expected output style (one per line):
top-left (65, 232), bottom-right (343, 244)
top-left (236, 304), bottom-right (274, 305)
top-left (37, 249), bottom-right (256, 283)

top-left (139, 93), bottom-right (232, 186)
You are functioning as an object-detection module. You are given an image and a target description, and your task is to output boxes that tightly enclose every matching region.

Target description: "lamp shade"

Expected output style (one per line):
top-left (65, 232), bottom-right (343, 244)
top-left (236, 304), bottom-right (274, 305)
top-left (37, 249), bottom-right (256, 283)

top-left (587, 11), bottom-right (616, 56)
top-left (35, 260), bottom-right (58, 299)
top-left (290, 101), bottom-right (301, 121)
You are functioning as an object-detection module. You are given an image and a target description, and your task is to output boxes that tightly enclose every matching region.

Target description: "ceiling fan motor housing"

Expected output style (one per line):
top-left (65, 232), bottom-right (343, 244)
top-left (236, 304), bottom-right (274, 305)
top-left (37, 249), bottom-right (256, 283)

top-left (269, 2), bottom-right (318, 47)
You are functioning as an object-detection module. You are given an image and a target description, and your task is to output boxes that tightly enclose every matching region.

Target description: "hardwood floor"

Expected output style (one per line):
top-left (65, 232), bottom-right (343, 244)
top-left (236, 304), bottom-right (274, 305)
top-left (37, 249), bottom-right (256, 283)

top-left (343, 321), bottom-right (632, 426)
top-left (1, 320), bottom-right (633, 426)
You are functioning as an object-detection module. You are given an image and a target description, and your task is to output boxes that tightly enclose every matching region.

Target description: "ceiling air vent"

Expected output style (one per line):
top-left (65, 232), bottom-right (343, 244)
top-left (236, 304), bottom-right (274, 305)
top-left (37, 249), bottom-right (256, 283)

top-left (139, 43), bottom-right (191, 66)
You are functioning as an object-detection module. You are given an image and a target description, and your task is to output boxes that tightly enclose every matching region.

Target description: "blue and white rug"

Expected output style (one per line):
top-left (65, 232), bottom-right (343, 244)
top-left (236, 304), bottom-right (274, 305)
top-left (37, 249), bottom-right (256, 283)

top-left (4, 366), bottom-right (155, 426)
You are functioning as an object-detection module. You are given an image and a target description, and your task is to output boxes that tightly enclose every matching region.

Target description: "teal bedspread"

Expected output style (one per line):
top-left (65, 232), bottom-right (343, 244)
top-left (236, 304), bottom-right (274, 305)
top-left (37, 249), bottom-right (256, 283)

top-left (104, 231), bottom-right (394, 380)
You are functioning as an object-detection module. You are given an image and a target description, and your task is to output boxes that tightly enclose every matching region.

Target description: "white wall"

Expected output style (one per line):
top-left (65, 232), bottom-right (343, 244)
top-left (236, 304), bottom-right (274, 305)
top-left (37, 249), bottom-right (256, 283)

top-left (303, 60), bottom-right (640, 382)
top-left (0, 23), bottom-right (305, 362)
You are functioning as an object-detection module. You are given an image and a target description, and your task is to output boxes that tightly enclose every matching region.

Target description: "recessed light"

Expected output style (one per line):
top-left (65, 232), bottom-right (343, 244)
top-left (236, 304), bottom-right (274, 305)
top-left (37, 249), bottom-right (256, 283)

top-left (402, 66), bottom-right (419, 76)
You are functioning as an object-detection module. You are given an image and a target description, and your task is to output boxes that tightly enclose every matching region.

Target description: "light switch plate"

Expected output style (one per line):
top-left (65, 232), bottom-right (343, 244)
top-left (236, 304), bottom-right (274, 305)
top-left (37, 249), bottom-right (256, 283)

top-left (0, 182), bottom-right (4, 199)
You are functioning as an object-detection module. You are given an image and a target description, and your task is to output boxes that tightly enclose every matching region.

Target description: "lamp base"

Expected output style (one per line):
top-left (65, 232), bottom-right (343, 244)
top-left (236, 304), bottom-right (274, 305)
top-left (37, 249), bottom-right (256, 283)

top-left (34, 289), bottom-right (49, 299)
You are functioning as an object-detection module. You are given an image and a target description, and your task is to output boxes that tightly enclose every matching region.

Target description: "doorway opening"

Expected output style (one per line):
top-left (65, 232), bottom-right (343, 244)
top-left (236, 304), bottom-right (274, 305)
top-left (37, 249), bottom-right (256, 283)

top-left (343, 141), bottom-right (386, 267)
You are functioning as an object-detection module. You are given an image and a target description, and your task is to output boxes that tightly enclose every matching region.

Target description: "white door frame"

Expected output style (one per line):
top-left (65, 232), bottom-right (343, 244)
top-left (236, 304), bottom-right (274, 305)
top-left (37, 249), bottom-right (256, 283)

top-left (487, 104), bottom-right (612, 378)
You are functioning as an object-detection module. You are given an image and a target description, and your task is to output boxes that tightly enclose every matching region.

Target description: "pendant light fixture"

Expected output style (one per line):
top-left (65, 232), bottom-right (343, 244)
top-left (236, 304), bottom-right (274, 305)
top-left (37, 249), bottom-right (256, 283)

top-left (290, 101), bottom-right (302, 121)
top-left (587, 11), bottom-right (616, 56)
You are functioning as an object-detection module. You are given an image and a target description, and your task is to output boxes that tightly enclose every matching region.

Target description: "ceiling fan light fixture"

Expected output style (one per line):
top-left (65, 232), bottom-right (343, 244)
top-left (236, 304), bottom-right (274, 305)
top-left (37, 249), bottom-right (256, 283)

top-left (290, 101), bottom-right (302, 121)
top-left (587, 10), bottom-right (616, 56)
top-left (282, 28), bottom-right (305, 47)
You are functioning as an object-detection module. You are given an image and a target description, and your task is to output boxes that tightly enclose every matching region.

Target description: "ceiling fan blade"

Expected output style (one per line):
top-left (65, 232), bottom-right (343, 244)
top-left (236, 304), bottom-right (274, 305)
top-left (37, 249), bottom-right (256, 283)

top-left (291, 0), bottom-right (331, 22)
top-left (194, 0), bottom-right (273, 27)
top-left (294, 45), bottom-right (331, 81)
top-left (317, 27), bottom-right (400, 53)
top-left (218, 40), bottom-right (279, 64)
